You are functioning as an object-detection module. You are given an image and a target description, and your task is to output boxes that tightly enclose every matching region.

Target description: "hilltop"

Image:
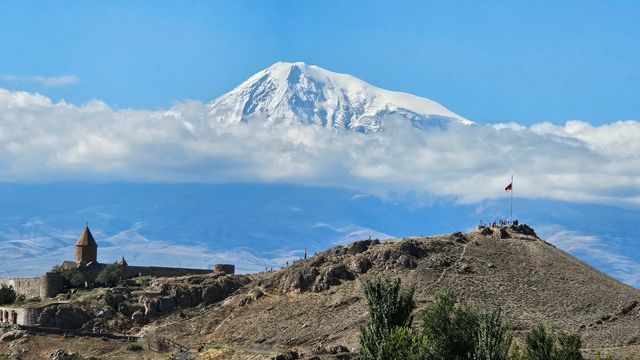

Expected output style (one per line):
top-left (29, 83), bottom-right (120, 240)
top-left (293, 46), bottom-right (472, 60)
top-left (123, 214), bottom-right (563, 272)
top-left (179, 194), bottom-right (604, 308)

top-left (2, 225), bottom-right (640, 359)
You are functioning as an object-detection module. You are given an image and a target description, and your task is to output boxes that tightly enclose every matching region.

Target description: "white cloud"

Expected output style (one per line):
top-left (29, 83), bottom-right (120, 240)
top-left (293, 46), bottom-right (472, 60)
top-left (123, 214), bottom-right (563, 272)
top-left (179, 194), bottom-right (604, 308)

top-left (0, 87), bottom-right (639, 205)
top-left (1, 75), bottom-right (78, 87)
top-left (312, 223), bottom-right (393, 245)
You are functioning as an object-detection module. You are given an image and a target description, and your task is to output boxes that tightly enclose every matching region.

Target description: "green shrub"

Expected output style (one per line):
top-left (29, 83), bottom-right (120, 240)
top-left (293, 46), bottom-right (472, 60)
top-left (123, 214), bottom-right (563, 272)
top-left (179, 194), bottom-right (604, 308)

top-left (0, 284), bottom-right (17, 305)
top-left (421, 289), bottom-right (479, 360)
top-left (473, 309), bottom-right (513, 360)
top-left (554, 331), bottom-right (582, 360)
top-left (61, 268), bottom-right (86, 288)
top-left (362, 277), bottom-right (415, 329)
top-left (96, 263), bottom-right (124, 287)
top-left (126, 343), bottom-right (143, 352)
top-left (355, 277), bottom-right (582, 360)
top-left (376, 326), bottom-right (426, 360)
top-left (524, 324), bottom-right (555, 360)
top-left (594, 353), bottom-right (614, 360)
top-left (522, 324), bottom-right (584, 360)
top-left (508, 342), bottom-right (525, 360)
top-left (358, 277), bottom-right (417, 360)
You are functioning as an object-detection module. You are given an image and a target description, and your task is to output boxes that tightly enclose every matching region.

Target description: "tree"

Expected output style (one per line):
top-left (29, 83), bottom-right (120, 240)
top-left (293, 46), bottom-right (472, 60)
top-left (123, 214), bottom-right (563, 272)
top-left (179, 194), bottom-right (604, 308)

top-left (61, 268), bottom-right (86, 288)
top-left (50, 264), bottom-right (87, 289)
top-left (522, 324), bottom-right (583, 360)
top-left (524, 324), bottom-right (555, 360)
top-left (421, 289), bottom-right (479, 360)
top-left (355, 277), bottom-right (581, 360)
top-left (554, 332), bottom-right (582, 360)
top-left (96, 263), bottom-right (124, 287)
top-left (473, 309), bottom-right (513, 360)
top-left (362, 277), bottom-right (415, 329)
top-left (358, 277), bottom-right (419, 360)
top-left (0, 284), bottom-right (17, 305)
top-left (378, 326), bottom-right (428, 360)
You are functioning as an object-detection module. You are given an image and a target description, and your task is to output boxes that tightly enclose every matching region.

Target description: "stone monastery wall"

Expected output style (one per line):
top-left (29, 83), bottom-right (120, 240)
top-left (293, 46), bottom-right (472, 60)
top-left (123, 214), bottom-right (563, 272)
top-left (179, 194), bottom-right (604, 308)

top-left (0, 273), bottom-right (64, 299)
top-left (0, 277), bottom-right (42, 298)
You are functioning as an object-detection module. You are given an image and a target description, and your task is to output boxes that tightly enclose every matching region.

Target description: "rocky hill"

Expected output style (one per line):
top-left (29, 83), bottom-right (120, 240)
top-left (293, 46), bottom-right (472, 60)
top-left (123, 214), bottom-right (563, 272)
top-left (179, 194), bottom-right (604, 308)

top-left (2, 225), bottom-right (640, 359)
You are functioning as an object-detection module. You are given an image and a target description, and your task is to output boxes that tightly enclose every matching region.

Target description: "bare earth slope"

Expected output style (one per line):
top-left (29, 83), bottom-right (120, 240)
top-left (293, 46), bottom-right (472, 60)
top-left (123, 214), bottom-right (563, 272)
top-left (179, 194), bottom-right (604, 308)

top-left (151, 226), bottom-right (640, 358)
top-left (3, 225), bottom-right (640, 359)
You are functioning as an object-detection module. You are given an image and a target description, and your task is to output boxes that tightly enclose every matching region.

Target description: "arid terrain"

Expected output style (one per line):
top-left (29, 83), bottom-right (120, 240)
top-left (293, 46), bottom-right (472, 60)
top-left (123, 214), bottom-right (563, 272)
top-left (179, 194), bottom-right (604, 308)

top-left (2, 224), bottom-right (640, 359)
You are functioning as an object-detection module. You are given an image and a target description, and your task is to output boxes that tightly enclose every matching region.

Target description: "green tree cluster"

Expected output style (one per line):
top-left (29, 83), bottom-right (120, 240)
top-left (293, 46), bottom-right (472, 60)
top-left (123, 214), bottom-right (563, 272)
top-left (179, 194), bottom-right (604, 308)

top-left (359, 277), bottom-right (419, 360)
top-left (509, 324), bottom-right (582, 360)
top-left (51, 264), bottom-right (87, 289)
top-left (0, 284), bottom-right (17, 305)
top-left (358, 277), bottom-right (584, 360)
top-left (95, 263), bottom-right (124, 287)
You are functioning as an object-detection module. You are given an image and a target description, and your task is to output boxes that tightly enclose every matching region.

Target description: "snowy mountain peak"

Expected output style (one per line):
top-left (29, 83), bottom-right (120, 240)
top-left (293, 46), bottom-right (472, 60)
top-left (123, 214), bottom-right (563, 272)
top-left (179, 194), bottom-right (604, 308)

top-left (207, 62), bottom-right (472, 132)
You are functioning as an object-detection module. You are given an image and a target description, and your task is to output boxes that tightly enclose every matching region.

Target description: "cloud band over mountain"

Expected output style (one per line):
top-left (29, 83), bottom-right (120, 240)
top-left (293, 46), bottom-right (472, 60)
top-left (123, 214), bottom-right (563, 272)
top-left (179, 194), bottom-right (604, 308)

top-left (0, 88), bottom-right (637, 205)
top-left (0, 61), bottom-right (638, 206)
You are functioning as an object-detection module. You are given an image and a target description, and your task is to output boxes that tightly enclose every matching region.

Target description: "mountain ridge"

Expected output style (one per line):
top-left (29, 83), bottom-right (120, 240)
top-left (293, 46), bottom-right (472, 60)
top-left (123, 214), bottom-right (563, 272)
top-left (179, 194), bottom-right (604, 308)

top-left (206, 61), bottom-right (472, 132)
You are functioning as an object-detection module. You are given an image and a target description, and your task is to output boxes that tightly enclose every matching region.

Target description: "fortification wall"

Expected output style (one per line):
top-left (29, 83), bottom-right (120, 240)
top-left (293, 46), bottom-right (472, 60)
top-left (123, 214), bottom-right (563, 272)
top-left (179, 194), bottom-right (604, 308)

top-left (214, 264), bottom-right (235, 275)
top-left (0, 277), bottom-right (42, 298)
top-left (41, 272), bottom-right (64, 298)
top-left (123, 266), bottom-right (213, 278)
top-left (0, 274), bottom-right (64, 299)
top-left (71, 264), bottom-right (214, 285)
top-left (3, 264), bottom-right (227, 299)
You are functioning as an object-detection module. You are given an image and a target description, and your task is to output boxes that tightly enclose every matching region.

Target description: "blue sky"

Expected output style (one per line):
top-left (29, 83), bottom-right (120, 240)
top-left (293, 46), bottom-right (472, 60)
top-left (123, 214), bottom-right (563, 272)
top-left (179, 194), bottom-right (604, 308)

top-left (1, 0), bottom-right (639, 125)
top-left (0, 1), bottom-right (639, 287)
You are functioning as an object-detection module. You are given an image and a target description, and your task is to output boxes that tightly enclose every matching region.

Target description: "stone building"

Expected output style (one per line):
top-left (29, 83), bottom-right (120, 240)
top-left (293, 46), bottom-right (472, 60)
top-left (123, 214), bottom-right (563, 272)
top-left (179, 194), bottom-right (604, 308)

top-left (62, 226), bottom-right (100, 270)
top-left (75, 226), bottom-right (98, 266)
top-left (0, 226), bottom-right (235, 300)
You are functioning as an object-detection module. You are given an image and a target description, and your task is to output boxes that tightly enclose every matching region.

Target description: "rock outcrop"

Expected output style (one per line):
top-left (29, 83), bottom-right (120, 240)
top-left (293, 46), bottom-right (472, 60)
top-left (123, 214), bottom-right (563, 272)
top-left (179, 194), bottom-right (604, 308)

top-left (0, 330), bottom-right (26, 342)
top-left (38, 304), bottom-right (91, 330)
top-left (140, 274), bottom-right (249, 320)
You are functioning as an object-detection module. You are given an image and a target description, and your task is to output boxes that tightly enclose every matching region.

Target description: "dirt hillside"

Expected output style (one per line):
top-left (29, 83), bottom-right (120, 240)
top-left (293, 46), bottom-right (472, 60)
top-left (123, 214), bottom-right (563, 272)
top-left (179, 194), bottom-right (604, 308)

top-left (2, 225), bottom-right (640, 359)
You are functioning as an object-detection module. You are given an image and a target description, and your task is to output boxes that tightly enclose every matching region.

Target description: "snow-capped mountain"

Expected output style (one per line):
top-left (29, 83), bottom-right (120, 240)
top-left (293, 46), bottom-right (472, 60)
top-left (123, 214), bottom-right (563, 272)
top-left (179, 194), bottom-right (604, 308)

top-left (207, 62), bottom-right (471, 132)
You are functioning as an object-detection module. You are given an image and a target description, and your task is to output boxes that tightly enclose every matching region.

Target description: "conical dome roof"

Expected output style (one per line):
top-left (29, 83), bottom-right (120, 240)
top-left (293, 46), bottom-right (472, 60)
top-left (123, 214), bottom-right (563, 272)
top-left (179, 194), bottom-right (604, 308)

top-left (117, 256), bottom-right (128, 266)
top-left (76, 226), bottom-right (98, 247)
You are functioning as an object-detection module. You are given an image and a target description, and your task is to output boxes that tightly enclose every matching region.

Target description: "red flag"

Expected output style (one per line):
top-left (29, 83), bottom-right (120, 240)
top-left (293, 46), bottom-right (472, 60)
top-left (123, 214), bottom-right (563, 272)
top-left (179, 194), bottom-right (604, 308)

top-left (505, 182), bottom-right (513, 191)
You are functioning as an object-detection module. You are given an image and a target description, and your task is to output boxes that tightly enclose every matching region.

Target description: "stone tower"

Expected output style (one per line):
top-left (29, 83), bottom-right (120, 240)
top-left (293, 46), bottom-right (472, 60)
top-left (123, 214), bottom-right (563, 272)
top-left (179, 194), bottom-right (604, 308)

top-left (75, 226), bottom-right (98, 266)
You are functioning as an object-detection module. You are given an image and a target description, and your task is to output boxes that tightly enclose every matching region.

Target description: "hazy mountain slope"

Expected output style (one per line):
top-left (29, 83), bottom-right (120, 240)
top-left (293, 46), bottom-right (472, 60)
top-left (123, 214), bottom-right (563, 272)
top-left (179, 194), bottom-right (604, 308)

top-left (0, 183), bottom-right (639, 290)
top-left (207, 62), bottom-right (471, 132)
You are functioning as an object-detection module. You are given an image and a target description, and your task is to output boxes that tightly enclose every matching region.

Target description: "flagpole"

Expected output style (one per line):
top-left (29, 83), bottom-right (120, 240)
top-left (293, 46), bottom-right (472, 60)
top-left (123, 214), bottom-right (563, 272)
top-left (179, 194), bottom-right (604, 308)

top-left (510, 175), bottom-right (513, 224)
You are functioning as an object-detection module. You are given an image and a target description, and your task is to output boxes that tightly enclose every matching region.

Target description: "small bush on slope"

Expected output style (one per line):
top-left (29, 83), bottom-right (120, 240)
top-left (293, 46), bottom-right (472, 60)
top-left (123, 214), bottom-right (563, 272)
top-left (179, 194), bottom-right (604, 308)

top-left (517, 324), bottom-right (583, 360)
top-left (421, 289), bottom-right (479, 359)
top-left (62, 268), bottom-right (87, 288)
top-left (358, 277), bottom-right (583, 360)
top-left (126, 343), bottom-right (144, 352)
top-left (358, 277), bottom-right (418, 360)
top-left (420, 290), bottom-right (513, 360)
top-left (0, 284), bottom-right (17, 305)
top-left (51, 264), bottom-right (88, 289)
top-left (96, 263), bottom-right (124, 287)
top-left (473, 309), bottom-right (513, 360)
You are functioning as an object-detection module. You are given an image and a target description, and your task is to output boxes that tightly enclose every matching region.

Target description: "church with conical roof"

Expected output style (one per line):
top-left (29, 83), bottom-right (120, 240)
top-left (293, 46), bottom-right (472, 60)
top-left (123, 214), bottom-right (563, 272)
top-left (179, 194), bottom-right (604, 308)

top-left (1, 225), bottom-right (234, 303)
top-left (75, 226), bottom-right (98, 266)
